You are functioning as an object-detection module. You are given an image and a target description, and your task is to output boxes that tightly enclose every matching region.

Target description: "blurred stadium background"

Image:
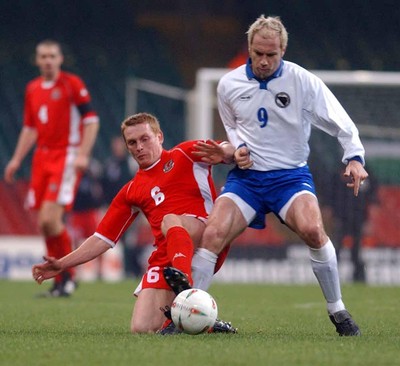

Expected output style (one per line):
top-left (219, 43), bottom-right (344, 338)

top-left (1, 0), bottom-right (400, 284)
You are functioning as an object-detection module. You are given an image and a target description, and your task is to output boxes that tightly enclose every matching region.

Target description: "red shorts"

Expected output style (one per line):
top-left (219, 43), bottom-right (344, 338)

top-left (27, 147), bottom-right (81, 211)
top-left (134, 245), bottom-right (231, 296)
top-left (134, 265), bottom-right (172, 295)
top-left (134, 244), bottom-right (180, 295)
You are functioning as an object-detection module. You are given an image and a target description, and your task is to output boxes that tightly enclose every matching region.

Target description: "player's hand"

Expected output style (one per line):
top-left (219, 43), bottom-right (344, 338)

top-left (234, 146), bottom-right (253, 169)
top-left (343, 160), bottom-right (369, 197)
top-left (74, 154), bottom-right (90, 172)
top-left (4, 159), bottom-right (20, 183)
top-left (193, 140), bottom-right (228, 164)
top-left (32, 256), bottom-right (63, 284)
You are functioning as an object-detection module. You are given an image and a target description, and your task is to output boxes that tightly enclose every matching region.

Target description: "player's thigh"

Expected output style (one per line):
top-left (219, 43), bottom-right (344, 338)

top-left (161, 214), bottom-right (206, 246)
top-left (285, 194), bottom-right (321, 227)
top-left (285, 193), bottom-right (327, 244)
top-left (28, 159), bottom-right (47, 210)
top-left (178, 215), bottom-right (206, 247)
top-left (131, 288), bottom-right (175, 333)
top-left (46, 148), bottom-right (81, 209)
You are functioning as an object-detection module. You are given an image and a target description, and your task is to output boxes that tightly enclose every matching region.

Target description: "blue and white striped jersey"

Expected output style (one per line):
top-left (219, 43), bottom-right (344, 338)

top-left (217, 59), bottom-right (365, 171)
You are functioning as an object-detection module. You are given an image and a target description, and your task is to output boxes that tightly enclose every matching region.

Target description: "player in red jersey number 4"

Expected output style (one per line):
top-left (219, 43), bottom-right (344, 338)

top-left (5, 40), bottom-right (99, 297)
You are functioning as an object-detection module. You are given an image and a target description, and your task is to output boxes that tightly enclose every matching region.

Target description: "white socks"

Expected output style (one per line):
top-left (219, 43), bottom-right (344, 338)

top-left (309, 239), bottom-right (345, 314)
top-left (192, 248), bottom-right (218, 291)
top-left (192, 241), bottom-right (346, 315)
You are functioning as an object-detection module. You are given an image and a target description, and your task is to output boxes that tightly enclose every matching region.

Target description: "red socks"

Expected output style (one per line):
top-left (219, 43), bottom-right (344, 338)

top-left (45, 229), bottom-right (75, 282)
top-left (166, 226), bottom-right (194, 285)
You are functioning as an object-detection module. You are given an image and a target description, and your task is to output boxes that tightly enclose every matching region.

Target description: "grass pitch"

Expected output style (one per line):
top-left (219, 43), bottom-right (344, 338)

top-left (0, 280), bottom-right (399, 366)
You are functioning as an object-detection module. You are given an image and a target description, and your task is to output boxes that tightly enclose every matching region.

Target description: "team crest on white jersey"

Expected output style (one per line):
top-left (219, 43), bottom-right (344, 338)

top-left (275, 92), bottom-right (290, 108)
top-left (163, 159), bottom-right (174, 173)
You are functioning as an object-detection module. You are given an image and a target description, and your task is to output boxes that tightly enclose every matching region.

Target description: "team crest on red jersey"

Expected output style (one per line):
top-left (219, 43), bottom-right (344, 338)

top-left (51, 88), bottom-right (62, 100)
top-left (163, 159), bottom-right (174, 173)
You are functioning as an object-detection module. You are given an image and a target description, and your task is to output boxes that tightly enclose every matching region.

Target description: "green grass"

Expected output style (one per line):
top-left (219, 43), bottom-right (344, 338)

top-left (1, 280), bottom-right (399, 366)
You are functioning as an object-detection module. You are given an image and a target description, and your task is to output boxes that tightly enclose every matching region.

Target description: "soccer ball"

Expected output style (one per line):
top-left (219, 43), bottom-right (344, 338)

top-left (171, 288), bottom-right (218, 335)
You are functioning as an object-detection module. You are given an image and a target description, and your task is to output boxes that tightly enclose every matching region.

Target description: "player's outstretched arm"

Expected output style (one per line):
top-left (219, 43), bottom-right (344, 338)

top-left (32, 235), bottom-right (110, 284)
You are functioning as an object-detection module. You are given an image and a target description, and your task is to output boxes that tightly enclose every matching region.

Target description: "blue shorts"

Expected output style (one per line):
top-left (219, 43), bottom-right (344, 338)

top-left (220, 165), bottom-right (316, 229)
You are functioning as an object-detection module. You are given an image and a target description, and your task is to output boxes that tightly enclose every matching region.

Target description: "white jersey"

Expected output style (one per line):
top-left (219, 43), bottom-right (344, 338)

top-left (217, 60), bottom-right (365, 171)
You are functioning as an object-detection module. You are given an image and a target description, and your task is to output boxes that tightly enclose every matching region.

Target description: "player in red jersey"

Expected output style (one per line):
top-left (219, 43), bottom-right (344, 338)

top-left (4, 40), bottom-right (99, 297)
top-left (32, 112), bottom-right (236, 333)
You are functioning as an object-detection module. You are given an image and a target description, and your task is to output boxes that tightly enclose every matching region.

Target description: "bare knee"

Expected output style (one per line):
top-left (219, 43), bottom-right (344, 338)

top-left (298, 223), bottom-right (327, 248)
top-left (201, 224), bottom-right (227, 254)
top-left (38, 216), bottom-right (60, 237)
top-left (131, 326), bottom-right (155, 334)
top-left (161, 214), bottom-right (180, 236)
top-left (130, 314), bottom-right (161, 334)
top-left (38, 203), bottom-right (64, 236)
top-left (130, 322), bottom-right (157, 334)
top-left (201, 197), bottom-right (247, 253)
top-left (130, 288), bottom-right (173, 334)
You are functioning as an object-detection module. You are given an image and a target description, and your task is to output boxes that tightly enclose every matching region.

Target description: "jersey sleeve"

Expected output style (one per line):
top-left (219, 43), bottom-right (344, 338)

top-left (217, 78), bottom-right (244, 149)
top-left (306, 74), bottom-right (365, 165)
top-left (95, 182), bottom-right (139, 247)
top-left (69, 74), bottom-right (99, 124)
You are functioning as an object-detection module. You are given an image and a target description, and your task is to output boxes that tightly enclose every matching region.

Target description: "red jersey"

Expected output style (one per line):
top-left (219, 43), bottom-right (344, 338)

top-left (23, 71), bottom-right (98, 149)
top-left (95, 141), bottom-right (217, 249)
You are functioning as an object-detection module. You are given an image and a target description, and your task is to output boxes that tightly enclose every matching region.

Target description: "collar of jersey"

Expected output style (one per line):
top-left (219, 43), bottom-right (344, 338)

top-left (246, 59), bottom-right (284, 90)
top-left (143, 155), bottom-right (162, 171)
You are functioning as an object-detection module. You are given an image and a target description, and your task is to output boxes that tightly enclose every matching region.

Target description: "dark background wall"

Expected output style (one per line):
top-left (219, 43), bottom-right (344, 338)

top-left (0, 0), bottom-right (399, 173)
top-left (1, 0), bottom-right (400, 247)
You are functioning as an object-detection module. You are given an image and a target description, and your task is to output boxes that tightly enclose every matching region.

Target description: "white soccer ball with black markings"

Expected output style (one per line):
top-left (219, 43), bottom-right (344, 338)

top-left (171, 288), bottom-right (218, 335)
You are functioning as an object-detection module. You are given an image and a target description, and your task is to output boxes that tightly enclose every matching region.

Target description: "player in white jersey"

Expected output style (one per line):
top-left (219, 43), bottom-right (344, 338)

top-left (167, 15), bottom-right (368, 336)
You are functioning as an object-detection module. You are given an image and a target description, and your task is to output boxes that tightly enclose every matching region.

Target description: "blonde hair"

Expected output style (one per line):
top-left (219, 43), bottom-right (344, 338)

top-left (246, 15), bottom-right (288, 50)
top-left (121, 112), bottom-right (162, 137)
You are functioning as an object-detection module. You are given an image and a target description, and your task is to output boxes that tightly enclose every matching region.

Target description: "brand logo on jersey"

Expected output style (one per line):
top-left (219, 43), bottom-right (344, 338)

top-left (51, 88), bottom-right (62, 100)
top-left (239, 95), bottom-right (252, 101)
top-left (163, 159), bottom-right (174, 173)
top-left (275, 92), bottom-right (290, 108)
top-left (173, 252), bottom-right (186, 261)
